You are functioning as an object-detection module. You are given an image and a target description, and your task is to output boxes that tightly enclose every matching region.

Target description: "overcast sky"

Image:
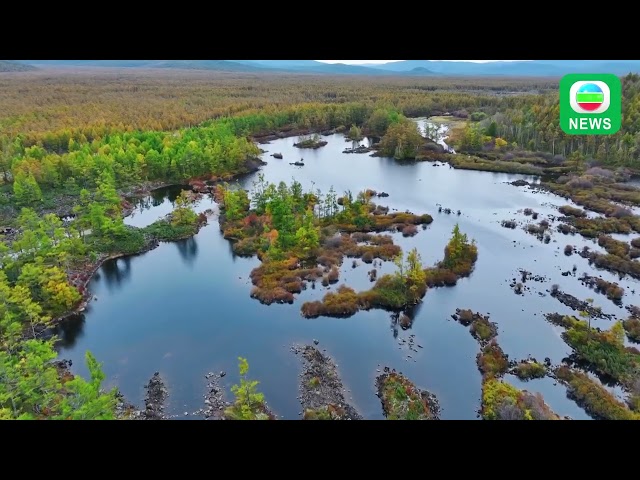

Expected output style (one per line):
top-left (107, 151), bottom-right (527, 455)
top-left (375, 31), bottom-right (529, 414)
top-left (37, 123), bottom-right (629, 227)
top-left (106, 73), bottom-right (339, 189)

top-left (317, 60), bottom-right (527, 64)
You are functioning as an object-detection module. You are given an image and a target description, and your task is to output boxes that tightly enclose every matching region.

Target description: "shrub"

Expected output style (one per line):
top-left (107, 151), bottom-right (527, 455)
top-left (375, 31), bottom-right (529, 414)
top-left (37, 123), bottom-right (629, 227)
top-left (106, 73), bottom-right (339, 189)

top-left (361, 251), bottom-right (374, 264)
top-left (477, 339), bottom-right (509, 379)
top-left (470, 315), bottom-right (498, 342)
top-left (564, 245), bottom-right (573, 256)
top-left (456, 309), bottom-right (474, 326)
top-left (327, 266), bottom-right (340, 284)
top-left (402, 224), bottom-right (418, 237)
top-left (585, 167), bottom-right (615, 179)
top-left (623, 317), bottom-right (640, 343)
top-left (598, 235), bottom-right (630, 258)
top-left (555, 366), bottom-right (640, 420)
top-left (558, 205), bottom-right (587, 218)
top-left (557, 224), bottom-right (574, 235)
top-left (514, 361), bottom-right (547, 381)
top-left (377, 371), bottom-right (437, 420)
top-left (250, 286), bottom-right (294, 305)
top-left (567, 177), bottom-right (594, 189)
top-left (610, 206), bottom-right (634, 218)
top-left (301, 285), bottom-right (362, 318)
top-left (424, 267), bottom-right (458, 287)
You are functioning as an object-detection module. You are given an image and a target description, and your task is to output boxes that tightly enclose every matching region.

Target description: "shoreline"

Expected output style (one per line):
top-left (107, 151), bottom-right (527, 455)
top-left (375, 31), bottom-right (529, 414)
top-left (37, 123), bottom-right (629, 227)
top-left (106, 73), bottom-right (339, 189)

top-left (46, 124), bottom-right (640, 329)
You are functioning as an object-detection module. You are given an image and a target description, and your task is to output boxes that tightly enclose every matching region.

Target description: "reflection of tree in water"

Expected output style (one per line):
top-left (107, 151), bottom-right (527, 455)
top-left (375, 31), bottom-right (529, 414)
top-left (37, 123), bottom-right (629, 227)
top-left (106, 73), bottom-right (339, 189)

top-left (175, 236), bottom-right (199, 266)
top-left (54, 313), bottom-right (86, 349)
top-left (101, 257), bottom-right (133, 291)
top-left (389, 303), bottom-right (422, 338)
top-left (130, 186), bottom-right (186, 213)
top-left (390, 313), bottom-right (400, 339)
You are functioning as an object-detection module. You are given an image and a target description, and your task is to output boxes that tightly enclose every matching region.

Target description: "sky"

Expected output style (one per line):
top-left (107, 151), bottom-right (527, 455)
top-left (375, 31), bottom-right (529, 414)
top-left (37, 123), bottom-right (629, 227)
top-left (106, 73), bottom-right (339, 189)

top-left (317, 60), bottom-right (528, 64)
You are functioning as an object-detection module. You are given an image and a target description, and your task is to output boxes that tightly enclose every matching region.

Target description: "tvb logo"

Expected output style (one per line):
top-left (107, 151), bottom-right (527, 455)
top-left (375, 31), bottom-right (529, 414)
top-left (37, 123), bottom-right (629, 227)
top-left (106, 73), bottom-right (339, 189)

top-left (560, 74), bottom-right (621, 135)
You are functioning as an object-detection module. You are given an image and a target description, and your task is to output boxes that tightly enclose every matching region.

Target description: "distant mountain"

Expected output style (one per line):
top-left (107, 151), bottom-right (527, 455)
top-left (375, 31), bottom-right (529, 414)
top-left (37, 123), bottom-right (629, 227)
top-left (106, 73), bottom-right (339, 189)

top-left (15, 60), bottom-right (267, 72)
top-left (15, 59), bottom-right (408, 76)
top-left (234, 60), bottom-right (404, 75)
top-left (409, 67), bottom-right (435, 75)
top-left (13, 59), bottom-right (640, 76)
top-left (16, 60), bottom-right (157, 68)
top-left (370, 60), bottom-right (640, 76)
top-left (233, 60), bottom-right (323, 69)
top-left (0, 60), bottom-right (36, 72)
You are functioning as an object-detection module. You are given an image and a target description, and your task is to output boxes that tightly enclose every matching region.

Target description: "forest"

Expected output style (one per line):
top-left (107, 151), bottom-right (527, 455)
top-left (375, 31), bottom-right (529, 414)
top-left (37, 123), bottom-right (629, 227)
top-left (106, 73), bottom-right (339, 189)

top-left (1, 68), bottom-right (640, 420)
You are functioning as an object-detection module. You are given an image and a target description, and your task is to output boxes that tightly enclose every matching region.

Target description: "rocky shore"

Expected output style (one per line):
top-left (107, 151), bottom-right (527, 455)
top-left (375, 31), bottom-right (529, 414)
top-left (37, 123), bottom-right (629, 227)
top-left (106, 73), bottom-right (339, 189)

top-left (141, 372), bottom-right (169, 420)
top-left (376, 368), bottom-right (440, 420)
top-left (292, 344), bottom-right (362, 420)
top-left (195, 372), bottom-right (232, 420)
top-left (550, 285), bottom-right (615, 320)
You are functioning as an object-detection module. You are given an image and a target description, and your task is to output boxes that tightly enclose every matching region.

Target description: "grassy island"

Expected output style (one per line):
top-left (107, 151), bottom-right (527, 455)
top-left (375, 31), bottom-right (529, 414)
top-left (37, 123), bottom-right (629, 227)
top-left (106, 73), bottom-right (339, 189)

top-left (214, 176), bottom-right (442, 314)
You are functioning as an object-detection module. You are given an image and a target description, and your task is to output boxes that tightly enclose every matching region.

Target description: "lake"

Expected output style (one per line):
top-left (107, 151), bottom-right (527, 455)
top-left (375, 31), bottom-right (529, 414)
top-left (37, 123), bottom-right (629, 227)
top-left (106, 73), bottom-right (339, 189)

top-left (55, 122), bottom-right (639, 420)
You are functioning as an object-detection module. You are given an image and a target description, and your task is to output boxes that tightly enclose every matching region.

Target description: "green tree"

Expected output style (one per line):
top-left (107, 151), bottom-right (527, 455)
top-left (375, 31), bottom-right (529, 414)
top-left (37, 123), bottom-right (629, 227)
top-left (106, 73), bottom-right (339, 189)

top-left (13, 172), bottom-right (43, 205)
top-left (224, 357), bottom-right (269, 420)
top-left (349, 125), bottom-right (363, 141)
top-left (0, 136), bottom-right (14, 183)
top-left (171, 190), bottom-right (197, 226)
top-left (406, 248), bottom-right (426, 302)
top-left (294, 209), bottom-right (320, 255)
top-left (56, 352), bottom-right (117, 420)
top-left (95, 170), bottom-right (121, 217)
top-left (222, 187), bottom-right (250, 222)
top-left (379, 118), bottom-right (424, 160)
top-left (485, 121), bottom-right (498, 137)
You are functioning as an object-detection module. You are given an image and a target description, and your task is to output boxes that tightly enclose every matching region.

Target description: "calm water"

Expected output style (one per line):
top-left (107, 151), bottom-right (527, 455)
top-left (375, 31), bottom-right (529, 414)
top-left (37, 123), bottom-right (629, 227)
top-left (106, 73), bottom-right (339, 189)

top-left (124, 185), bottom-right (217, 228)
top-left (56, 126), bottom-right (640, 420)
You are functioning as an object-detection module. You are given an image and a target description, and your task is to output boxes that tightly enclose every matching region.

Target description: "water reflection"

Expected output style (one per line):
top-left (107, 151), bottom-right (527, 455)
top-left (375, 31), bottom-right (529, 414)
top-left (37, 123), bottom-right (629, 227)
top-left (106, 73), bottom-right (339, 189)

top-left (389, 304), bottom-right (422, 339)
top-left (175, 236), bottom-right (199, 266)
top-left (58, 125), bottom-right (640, 420)
top-left (129, 185), bottom-right (187, 213)
top-left (55, 314), bottom-right (86, 349)
top-left (101, 257), bottom-right (132, 292)
top-left (125, 186), bottom-right (217, 228)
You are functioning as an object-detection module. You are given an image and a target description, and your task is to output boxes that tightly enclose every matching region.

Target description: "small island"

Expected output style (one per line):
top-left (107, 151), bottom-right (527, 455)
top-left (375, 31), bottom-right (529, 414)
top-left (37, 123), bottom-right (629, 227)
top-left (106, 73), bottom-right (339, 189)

top-left (214, 176), bottom-right (444, 316)
top-left (293, 134), bottom-right (328, 150)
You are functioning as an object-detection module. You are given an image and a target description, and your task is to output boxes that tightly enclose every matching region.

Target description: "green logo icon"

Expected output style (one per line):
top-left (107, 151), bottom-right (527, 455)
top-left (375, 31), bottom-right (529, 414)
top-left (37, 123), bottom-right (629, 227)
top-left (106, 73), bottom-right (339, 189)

top-left (560, 73), bottom-right (621, 135)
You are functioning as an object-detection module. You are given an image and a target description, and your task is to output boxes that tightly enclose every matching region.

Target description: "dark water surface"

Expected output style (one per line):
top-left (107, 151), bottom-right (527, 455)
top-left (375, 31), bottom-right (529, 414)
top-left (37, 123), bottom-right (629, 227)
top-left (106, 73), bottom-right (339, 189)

top-left (57, 127), bottom-right (639, 420)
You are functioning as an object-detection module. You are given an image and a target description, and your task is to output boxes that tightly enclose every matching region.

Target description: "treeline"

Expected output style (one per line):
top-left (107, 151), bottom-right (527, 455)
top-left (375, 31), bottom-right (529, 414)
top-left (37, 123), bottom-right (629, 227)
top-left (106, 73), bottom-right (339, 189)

top-left (3, 104), bottom-right (428, 200)
top-left (0, 70), bottom-right (553, 147)
top-left (482, 73), bottom-right (640, 166)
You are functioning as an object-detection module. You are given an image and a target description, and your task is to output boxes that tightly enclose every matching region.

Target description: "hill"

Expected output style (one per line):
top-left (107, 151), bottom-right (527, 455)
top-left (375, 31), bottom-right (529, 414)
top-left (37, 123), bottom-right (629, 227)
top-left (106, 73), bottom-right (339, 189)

top-left (369, 60), bottom-right (640, 76)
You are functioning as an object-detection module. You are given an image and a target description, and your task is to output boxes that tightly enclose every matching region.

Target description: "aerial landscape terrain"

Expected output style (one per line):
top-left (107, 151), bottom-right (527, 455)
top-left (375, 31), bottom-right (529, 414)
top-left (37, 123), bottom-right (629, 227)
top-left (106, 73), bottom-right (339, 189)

top-left (1, 59), bottom-right (640, 420)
